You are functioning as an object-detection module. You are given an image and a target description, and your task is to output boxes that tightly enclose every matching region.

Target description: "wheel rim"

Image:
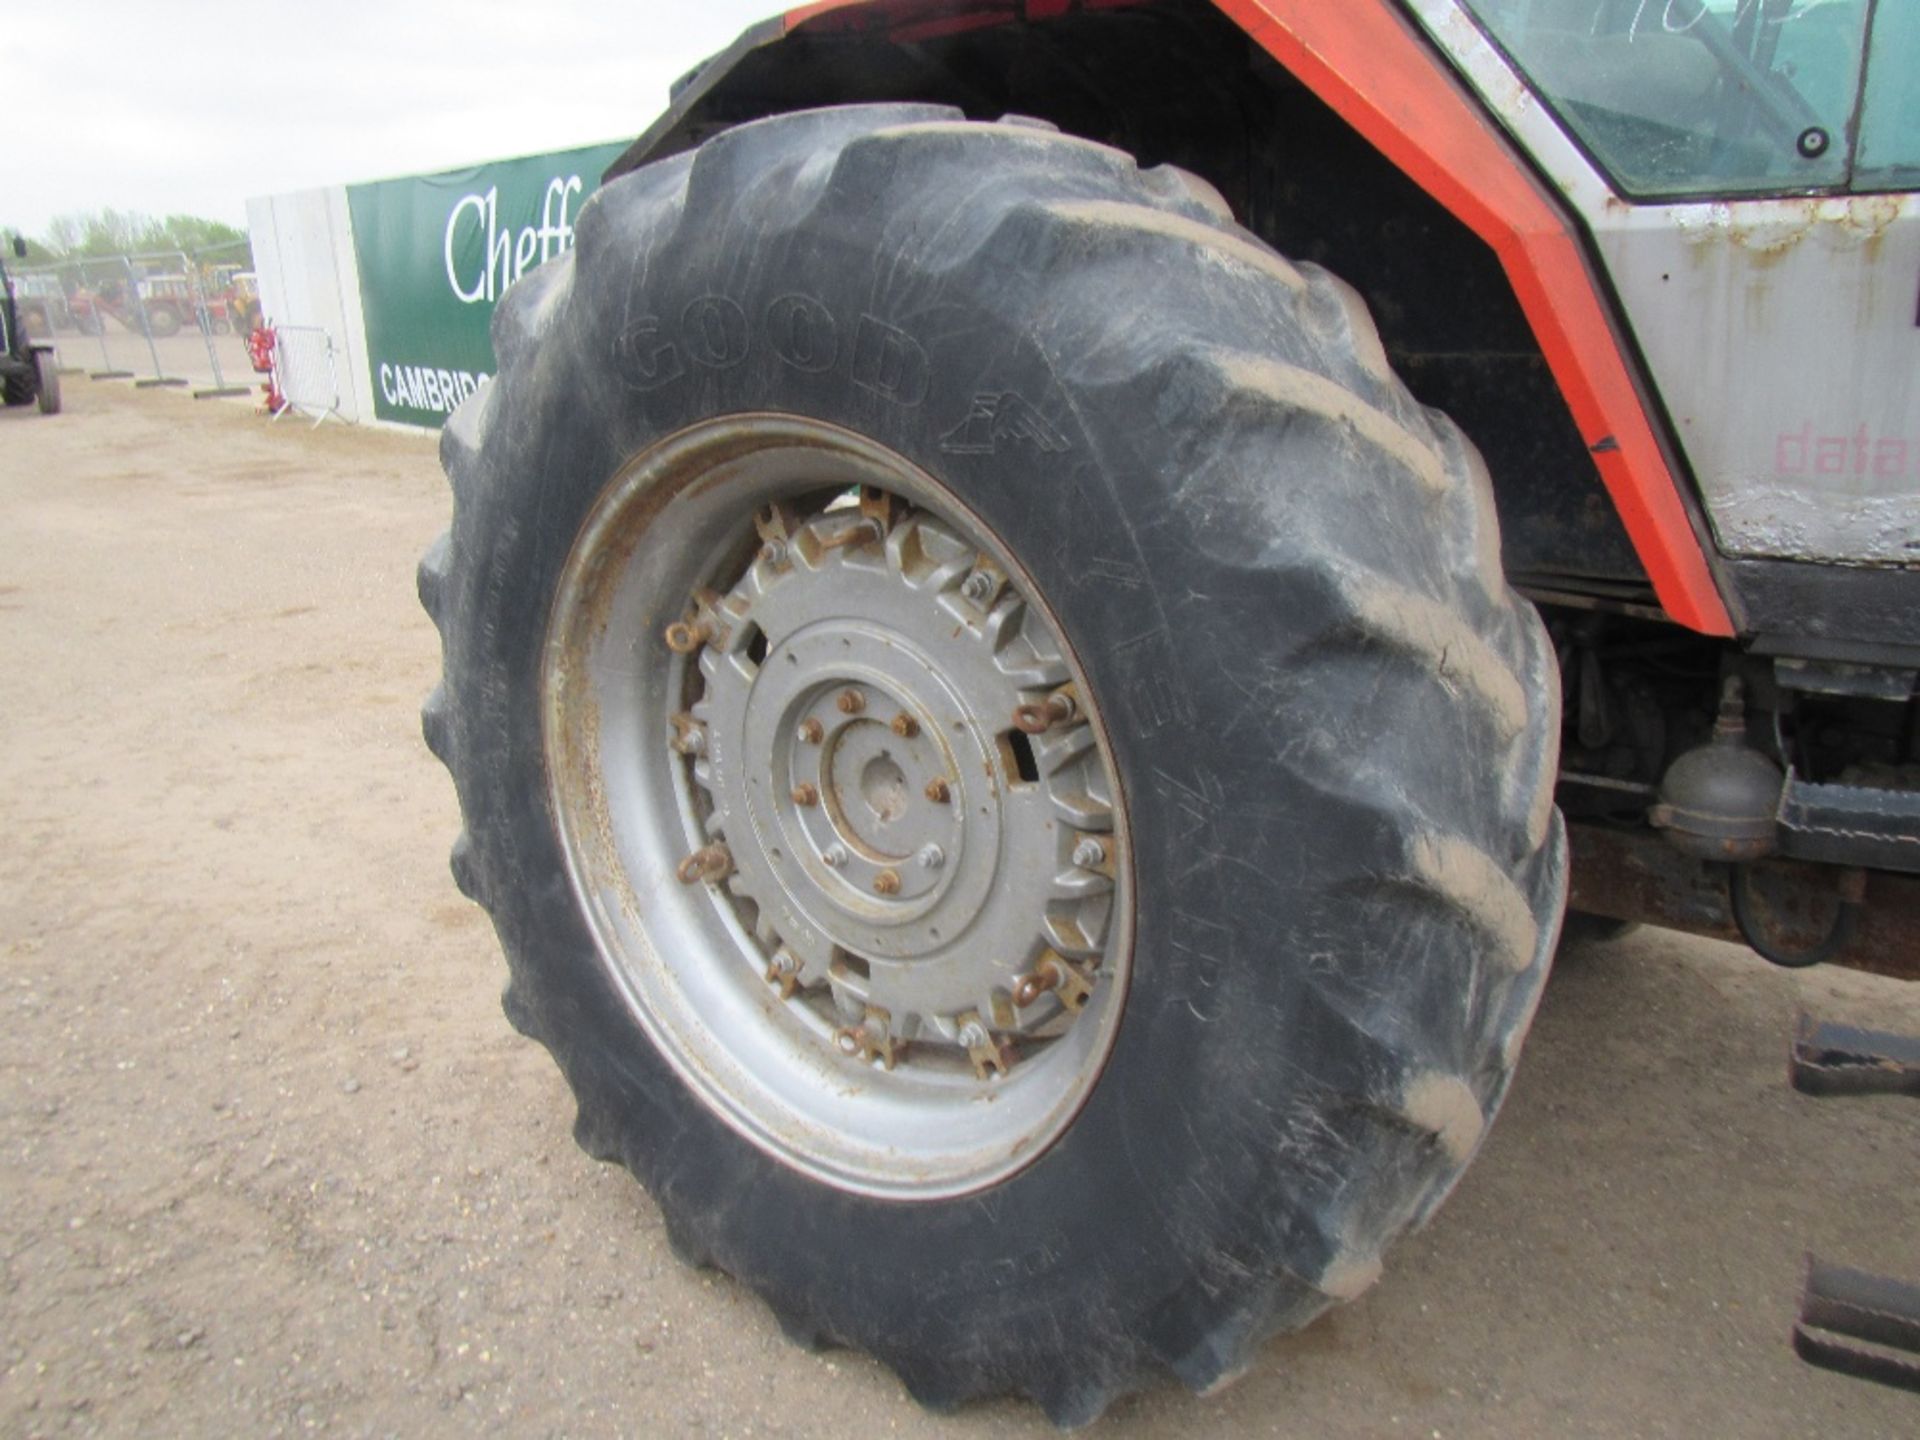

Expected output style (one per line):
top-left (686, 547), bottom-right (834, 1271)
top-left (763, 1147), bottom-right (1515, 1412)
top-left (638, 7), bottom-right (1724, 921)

top-left (542, 416), bottom-right (1133, 1199)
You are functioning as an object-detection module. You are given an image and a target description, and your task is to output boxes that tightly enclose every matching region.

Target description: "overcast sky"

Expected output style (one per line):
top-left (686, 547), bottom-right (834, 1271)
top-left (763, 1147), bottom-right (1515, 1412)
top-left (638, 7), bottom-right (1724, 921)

top-left (4, 0), bottom-right (787, 239)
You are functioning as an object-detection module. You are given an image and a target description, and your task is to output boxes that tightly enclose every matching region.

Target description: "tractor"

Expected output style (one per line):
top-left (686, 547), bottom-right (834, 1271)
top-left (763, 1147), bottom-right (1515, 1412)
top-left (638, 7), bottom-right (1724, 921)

top-left (1, 238), bottom-right (61, 415)
top-left (419, 0), bottom-right (1920, 1420)
top-left (131, 273), bottom-right (217, 337)
top-left (13, 271), bottom-right (74, 338)
top-left (212, 267), bottom-right (262, 335)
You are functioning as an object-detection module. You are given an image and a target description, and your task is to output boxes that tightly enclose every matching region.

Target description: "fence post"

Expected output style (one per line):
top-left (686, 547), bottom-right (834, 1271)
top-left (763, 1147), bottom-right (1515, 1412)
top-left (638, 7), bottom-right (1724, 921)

top-left (183, 248), bottom-right (249, 399)
top-left (83, 259), bottom-right (132, 380)
top-left (123, 256), bottom-right (186, 389)
top-left (54, 264), bottom-right (85, 374)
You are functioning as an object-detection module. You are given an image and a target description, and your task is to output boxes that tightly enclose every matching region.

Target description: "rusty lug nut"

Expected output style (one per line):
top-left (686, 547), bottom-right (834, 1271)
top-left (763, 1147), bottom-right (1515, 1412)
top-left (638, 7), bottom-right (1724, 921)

top-left (959, 1016), bottom-right (1013, 1079)
top-left (664, 618), bottom-right (709, 654)
top-left (890, 713), bottom-right (919, 739)
top-left (834, 1021), bottom-right (902, 1070)
top-left (797, 718), bottom-right (825, 745)
top-left (1013, 956), bottom-right (1094, 1013)
top-left (819, 517), bottom-right (883, 551)
top-left (764, 951), bottom-right (801, 1000)
top-left (790, 783), bottom-right (819, 807)
top-left (1072, 836), bottom-right (1107, 869)
top-left (675, 844), bottom-right (733, 886)
top-left (924, 777), bottom-right (951, 804)
top-left (1013, 691), bottom-right (1077, 735)
top-left (873, 869), bottom-right (902, 896)
top-left (668, 712), bottom-right (706, 757)
top-left (1013, 964), bottom-right (1060, 1009)
top-left (837, 688), bottom-right (866, 715)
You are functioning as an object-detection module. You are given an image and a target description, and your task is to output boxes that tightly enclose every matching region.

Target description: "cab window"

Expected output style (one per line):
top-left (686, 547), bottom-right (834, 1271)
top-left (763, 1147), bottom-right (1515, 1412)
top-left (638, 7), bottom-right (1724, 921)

top-left (1461, 0), bottom-right (1872, 197)
top-left (1856, 1), bottom-right (1920, 188)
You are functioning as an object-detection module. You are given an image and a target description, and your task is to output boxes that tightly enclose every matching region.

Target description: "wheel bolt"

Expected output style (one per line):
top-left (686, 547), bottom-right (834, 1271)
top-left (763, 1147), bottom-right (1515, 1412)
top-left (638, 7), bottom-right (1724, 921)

top-left (1015, 690), bottom-right (1077, 734)
top-left (924, 777), bottom-right (951, 804)
top-left (959, 1021), bottom-right (989, 1050)
top-left (764, 950), bottom-right (801, 1000)
top-left (798, 718), bottom-right (824, 745)
top-left (874, 869), bottom-right (902, 896)
top-left (675, 844), bottom-right (733, 886)
top-left (961, 570), bottom-right (994, 604)
top-left (916, 844), bottom-right (945, 872)
top-left (822, 844), bottom-right (849, 869)
top-left (835, 1028), bottom-right (864, 1057)
top-left (664, 619), bottom-right (708, 654)
top-left (837, 688), bottom-right (866, 715)
top-left (668, 712), bottom-right (706, 757)
top-left (791, 783), bottom-right (819, 807)
top-left (890, 713), bottom-right (919, 739)
top-left (1072, 837), bottom-right (1107, 869)
top-left (759, 539), bottom-right (788, 567)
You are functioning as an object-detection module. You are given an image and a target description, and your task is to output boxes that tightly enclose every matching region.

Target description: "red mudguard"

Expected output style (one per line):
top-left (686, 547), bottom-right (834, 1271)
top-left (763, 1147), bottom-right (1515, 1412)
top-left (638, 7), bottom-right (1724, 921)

top-left (782, 0), bottom-right (1734, 636)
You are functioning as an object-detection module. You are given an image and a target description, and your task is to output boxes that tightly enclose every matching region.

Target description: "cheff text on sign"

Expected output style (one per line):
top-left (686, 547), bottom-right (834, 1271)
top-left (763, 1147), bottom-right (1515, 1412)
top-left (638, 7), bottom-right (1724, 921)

top-left (443, 176), bottom-right (585, 304)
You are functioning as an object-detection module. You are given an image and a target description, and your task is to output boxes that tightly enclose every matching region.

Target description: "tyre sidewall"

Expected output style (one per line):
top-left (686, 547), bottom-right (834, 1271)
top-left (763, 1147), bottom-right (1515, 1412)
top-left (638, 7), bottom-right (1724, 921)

top-left (448, 152), bottom-right (1538, 1371)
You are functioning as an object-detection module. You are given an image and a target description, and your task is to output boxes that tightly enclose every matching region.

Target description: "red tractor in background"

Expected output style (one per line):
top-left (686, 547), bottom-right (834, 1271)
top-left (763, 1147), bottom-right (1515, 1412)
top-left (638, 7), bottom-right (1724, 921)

top-left (420, 0), bottom-right (1920, 1420)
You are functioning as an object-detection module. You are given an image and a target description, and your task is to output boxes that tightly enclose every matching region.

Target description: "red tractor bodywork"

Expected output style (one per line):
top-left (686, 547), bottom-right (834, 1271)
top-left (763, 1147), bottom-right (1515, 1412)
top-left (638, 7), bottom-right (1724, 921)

top-left (782, 0), bottom-right (1732, 633)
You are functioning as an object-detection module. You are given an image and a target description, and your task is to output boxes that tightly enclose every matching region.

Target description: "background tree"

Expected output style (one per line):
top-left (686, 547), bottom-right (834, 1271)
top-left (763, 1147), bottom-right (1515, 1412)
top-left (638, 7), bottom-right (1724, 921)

top-left (29, 208), bottom-right (249, 259)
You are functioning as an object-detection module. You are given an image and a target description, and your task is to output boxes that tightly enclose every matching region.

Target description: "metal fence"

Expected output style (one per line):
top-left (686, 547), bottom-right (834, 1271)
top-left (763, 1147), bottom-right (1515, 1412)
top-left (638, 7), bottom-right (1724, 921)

top-left (271, 325), bottom-right (342, 426)
top-left (13, 239), bottom-right (260, 400)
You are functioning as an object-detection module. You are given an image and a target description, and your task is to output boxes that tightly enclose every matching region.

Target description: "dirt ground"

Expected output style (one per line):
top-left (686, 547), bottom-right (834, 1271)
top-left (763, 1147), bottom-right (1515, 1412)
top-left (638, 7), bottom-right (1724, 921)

top-left (2, 380), bottom-right (1916, 1439)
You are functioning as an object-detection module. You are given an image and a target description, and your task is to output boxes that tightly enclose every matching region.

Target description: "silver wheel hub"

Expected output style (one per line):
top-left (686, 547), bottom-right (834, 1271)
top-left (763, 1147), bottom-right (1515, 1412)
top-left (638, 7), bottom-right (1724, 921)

top-left (543, 417), bottom-right (1131, 1198)
top-left (693, 507), bottom-right (1118, 1050)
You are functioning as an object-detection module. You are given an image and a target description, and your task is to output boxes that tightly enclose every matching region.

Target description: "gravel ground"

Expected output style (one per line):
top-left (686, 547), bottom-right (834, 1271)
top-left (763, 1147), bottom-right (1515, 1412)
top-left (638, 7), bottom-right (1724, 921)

top-left (1, 380), bottom-right (1916, 1439)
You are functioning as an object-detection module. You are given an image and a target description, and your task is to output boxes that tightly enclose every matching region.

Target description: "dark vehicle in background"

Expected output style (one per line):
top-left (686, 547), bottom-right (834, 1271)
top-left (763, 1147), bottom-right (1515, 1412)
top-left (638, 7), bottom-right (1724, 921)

top-left (1, 237), bottom-right (61, 415)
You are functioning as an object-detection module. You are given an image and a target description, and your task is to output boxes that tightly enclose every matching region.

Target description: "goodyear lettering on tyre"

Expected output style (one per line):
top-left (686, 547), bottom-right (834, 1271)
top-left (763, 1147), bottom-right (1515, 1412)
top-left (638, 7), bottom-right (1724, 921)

top-left (614, 292), bottom-right (940, 415)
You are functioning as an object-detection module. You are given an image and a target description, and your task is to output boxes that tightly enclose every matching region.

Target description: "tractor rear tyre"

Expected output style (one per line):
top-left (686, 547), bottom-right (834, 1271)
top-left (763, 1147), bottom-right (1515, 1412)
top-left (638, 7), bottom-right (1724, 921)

top-left (422, 106), bottom-right (1565, 1425)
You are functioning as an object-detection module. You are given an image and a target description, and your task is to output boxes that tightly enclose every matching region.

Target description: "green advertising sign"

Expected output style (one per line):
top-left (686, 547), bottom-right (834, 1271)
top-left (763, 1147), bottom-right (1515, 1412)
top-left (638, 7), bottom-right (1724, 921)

top-left (346, 140), bottom-right (628, 427)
